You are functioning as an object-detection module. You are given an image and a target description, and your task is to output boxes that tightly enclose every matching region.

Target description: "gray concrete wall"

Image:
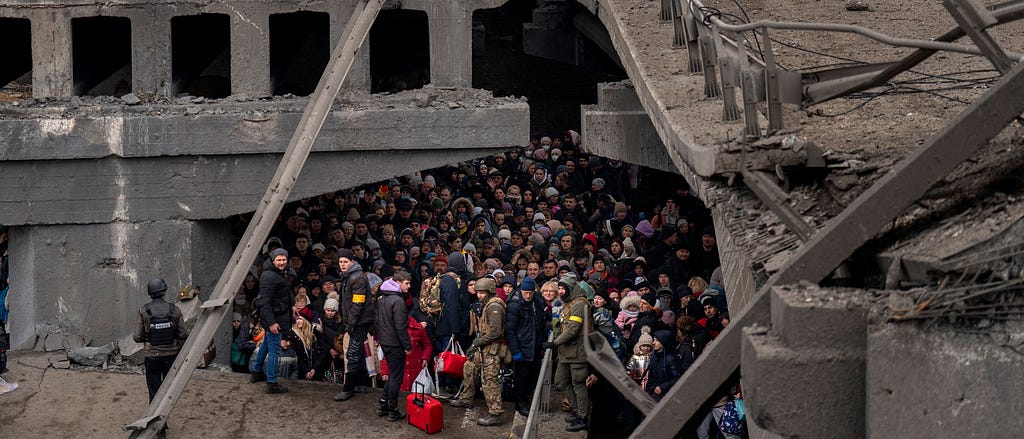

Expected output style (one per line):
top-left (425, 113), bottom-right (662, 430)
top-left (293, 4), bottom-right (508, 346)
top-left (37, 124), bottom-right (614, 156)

top-left (0, 0), bottom-right (369, 97)
top-left (7, 220), bottom-right (232, 350)
top-left (866, 324), bottom-right (1024, 438)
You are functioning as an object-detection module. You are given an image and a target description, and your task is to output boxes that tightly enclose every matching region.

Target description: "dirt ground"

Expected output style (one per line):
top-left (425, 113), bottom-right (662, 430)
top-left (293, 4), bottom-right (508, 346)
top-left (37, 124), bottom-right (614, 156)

top-left (0, 351), bottom-right (583, 439)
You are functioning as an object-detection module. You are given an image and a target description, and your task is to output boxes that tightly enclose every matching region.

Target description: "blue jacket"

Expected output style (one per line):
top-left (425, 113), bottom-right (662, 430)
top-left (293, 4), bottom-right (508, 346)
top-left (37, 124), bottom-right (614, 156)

top-left (646, 348), bottom-right (683, 400)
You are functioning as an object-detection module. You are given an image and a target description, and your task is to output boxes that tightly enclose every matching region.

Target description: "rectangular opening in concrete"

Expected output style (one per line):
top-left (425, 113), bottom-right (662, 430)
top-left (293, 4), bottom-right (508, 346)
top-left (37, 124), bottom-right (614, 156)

top-left (370, 9), bottom-right (429, 93)
top-left (269, 11), bottom-right (330, 96)
top-left (171, 13), bottom-right (231, 98)
top-left (71, 16), bottom-right (132, 96)
top-left (0, 18), bottom-right (32, 99)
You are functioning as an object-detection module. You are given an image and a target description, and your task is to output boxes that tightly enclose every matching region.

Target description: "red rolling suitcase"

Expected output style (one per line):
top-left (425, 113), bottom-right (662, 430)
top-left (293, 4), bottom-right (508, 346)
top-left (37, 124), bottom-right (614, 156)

top-left (407, 383), bottom-right (444, 434)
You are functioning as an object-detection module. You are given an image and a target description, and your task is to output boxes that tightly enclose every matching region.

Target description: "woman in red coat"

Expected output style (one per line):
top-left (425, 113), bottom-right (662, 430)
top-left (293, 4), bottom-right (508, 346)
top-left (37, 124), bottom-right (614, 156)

top-left (380, 315), bottom-right (434, 392)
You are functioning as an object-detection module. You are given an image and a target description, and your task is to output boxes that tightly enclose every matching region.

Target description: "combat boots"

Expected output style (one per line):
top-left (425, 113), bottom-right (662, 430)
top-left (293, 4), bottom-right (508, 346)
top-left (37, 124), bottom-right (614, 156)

top-left (376, 399), bottom-right (389, 416)
top-left (387, 409), bottom-right (405, 422)
top-left (477, 414), bottom-right (503, 426)
top-left (249, 371), bottom-right (266, 383)
top-left (566, 417), bottom-right (588, 432)
top-left (449, 399), bottom-right (472, 408)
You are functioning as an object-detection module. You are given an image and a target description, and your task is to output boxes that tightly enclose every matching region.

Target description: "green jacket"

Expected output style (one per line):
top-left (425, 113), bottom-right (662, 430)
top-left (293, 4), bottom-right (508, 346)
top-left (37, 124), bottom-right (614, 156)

top-left (554, 276), bottom-right (589, 363)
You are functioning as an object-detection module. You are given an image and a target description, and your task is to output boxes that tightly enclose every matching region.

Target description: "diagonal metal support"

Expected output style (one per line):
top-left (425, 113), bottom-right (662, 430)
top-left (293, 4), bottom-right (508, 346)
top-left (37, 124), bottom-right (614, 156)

top-left (123, 1), bottom-right (386, 437)
top-left (944, 0), bottom-right (1015, 73)
top-left (804, 0), bottom-right (1024, 105)
top-left (627, 49), bottom-right (1024, 439)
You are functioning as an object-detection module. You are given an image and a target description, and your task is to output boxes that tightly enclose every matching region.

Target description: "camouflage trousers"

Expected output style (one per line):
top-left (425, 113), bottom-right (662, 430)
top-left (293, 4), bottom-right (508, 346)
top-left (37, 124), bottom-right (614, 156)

top-left (458, 352), bottom-right (503, 416)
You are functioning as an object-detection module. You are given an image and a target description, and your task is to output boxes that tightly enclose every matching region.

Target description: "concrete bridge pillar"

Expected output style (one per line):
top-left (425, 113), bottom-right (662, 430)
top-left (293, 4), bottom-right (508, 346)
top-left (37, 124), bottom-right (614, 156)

top-left (30, 11), bottom-right (73, 98)
top-left (230, 4), bottom-right (271, 96)
top-left (6, 220), bottom-right (233, 351)
top-left (404, 0), bottom-right (507, 87)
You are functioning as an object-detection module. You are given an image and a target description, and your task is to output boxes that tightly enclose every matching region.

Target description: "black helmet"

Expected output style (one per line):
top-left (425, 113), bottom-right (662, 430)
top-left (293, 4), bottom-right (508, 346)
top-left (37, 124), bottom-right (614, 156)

top-left (147, 277), bottom-right (168, 298)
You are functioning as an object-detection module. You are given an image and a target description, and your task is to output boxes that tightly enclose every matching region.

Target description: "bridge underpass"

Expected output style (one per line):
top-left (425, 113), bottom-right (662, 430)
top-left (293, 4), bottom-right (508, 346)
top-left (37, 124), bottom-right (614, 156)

top-left (2, 0), bottom-right (1024, 437)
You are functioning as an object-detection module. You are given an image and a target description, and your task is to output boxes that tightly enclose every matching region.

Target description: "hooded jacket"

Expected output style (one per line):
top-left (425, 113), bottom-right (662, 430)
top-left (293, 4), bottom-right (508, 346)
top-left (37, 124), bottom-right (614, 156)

top-left (340, 260), bottom-right (374, 327)
top-left (436, 251), bottom-right (471, 341)
top-left (374, 279), bottom-right (412, 350)
top-left (553, 273), bottom-right (589, 363)
top-left (258, 257), bottom-right (295, 331)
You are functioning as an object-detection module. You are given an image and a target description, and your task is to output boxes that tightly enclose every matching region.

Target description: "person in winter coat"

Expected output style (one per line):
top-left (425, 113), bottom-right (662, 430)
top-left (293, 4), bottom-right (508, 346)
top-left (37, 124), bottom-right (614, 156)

top-left (292, 316), bottom-right (328, 381)
top-left (645, 330), bottom-right (683, 402)
top-left (450, 278), bottom-right (508, 427)
top-left (542, 273), bottom-right (590, 432)
top-left (505, 276), bottom-right (545, 416)
top-left (317, 292), bottom-right (345, 381)
top-left (628, 292), bottom-right (667, 352)
top-left (615, 294), bottom-right (641, 340)
top-left (435, 251), bottom-right (472, 396)
top-left (379, 313), bottom-right (433, 392)
top-left (373, 272), bottom-right (413, 421)
top-left (250, 248), bottom-right (295, 395)
top-left (335, 248), bottom-right (374, 402)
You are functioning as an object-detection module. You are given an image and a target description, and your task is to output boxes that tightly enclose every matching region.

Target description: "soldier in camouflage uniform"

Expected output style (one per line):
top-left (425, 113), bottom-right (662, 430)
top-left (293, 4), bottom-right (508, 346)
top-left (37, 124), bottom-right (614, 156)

top-left (543, 273), bottom-right (590, 432)
top-left (450, 277), bottom-right (508, 427)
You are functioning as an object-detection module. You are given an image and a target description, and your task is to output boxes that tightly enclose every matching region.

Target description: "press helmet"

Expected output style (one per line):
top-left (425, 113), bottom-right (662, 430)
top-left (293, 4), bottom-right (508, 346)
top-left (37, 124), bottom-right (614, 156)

top-left (147, 277), bottom-right (168, 298)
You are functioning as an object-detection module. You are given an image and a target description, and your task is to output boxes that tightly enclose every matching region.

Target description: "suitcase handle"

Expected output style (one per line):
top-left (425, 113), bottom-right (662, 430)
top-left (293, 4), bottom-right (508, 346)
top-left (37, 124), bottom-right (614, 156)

top-left (412, 381), bottom-right (431, 407)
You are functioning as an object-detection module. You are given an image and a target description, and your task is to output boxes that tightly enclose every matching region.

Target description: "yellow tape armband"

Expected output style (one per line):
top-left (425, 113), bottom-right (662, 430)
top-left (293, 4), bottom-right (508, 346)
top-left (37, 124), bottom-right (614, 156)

top-left (352, 294), bottom-right (366, 303)
top-left (569, 315), bottom-right (584, 323)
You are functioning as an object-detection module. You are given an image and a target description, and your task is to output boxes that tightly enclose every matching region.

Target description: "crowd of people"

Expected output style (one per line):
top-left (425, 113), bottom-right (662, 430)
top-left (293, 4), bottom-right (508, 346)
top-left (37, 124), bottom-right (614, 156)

top-left (229, 130), bottom-right (748, 437)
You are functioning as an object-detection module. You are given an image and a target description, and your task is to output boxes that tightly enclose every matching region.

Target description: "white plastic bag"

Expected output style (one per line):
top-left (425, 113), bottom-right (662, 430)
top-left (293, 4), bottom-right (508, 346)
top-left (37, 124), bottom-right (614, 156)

top-left (413, 367), bottom-right (436, 395)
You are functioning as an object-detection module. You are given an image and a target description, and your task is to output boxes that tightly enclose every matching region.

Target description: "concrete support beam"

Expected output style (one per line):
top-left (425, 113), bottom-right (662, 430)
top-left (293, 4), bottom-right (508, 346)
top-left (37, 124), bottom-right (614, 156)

top-left (7, 220), bottom-right (233, 350)
top-left (582, 82), bottom-right (676, 173)
top-left (129, 8), bottom-right (171, 96)
top-left (0, 148), bottom-right (521, 225)
top-left (31, 11), bottom-right (73, 98)
top-left (742, 285), bottom-right (870, 438)
top-left (230, 4), bottom-right (271, 96)
top-left (0, 101), bottom-right (528, 161)
top-left (866, 324), bottom-right (1024, 437)
top-left (404, 0), bottom-right (507, 87)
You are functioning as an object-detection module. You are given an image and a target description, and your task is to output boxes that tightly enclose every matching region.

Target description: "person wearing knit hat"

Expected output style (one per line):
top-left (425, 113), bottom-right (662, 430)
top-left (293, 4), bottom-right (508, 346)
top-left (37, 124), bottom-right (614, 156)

top-left (505, 274), bottom-right (543, 416)
top-left (250, 246), bottom-right (292, 394)
top-left (533, 212), bottom-right (547, 224)
top-left (647, 329), bottom-right (682, 401)
top-left (324, 292), bottom-right (340, 312)
top-left (625, 326), bottom-right (653, 384)
top-left (640, 291), bottom-right (658, 309)
top-left (614, 201), bottom-right (627, 214)
top-left (451, 275), bottom-right (506, 426)
top-left (544, 187), bottom-right (559, 201)
top-left (542, 270), bottom-right (590, 431)
top-left (635, 220), bottom-right (656, 239)
top-left (591, 178), bottom-right (606, 191)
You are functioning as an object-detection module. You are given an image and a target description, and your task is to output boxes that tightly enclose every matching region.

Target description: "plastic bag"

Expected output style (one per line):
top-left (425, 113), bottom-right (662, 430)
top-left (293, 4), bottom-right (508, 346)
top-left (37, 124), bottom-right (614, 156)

top-left (413, 368), bottom-right (436, 395)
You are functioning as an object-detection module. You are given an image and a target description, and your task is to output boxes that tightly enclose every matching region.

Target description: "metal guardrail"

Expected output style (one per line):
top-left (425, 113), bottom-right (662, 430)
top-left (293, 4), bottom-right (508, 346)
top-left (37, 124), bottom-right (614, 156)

top-left (666, 0), bottom-right (1024, 138)
top-left (521, 334), bottom-right (554, 439)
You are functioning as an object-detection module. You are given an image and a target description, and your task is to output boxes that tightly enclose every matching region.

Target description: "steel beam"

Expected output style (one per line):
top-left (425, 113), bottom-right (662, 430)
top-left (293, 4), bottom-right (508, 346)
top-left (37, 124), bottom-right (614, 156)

top-left (804, 0), bottom-right (1024, 105)
top-left (741, 169), bottom-right (814, 241)
top-left (629, 46), bottom-right (1024, 439)
top-left (123, 1), bottom-right (386, 437)
top-left (944, 0), bottom-right (1014, 73)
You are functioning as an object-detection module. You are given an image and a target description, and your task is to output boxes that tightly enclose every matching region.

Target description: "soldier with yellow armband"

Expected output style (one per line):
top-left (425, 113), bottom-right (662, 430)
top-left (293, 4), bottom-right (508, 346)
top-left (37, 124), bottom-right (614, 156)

top-left (542, 272), bottom-right (591, 432)
top-left (335, 248), bottom-right (374, 402)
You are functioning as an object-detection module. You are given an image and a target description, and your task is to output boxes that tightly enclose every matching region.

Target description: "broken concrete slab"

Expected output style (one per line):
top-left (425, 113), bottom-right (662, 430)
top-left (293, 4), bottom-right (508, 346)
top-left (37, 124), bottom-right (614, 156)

top-left (17, 355), bottom-right (51, 370)
top-left (68, 344), bottom-right (113, 367)
top-left (117, 334), bottom-right (146, 365)
top-left (43, 333), bottom-right (65, 352)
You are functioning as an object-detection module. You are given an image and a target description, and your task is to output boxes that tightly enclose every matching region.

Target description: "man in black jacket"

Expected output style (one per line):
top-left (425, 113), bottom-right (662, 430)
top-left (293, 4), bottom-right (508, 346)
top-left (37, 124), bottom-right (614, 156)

top-left (335, 248), bottom-right (374, 402)
top-left (505, 276), bottom-right (545, 416)
top-left (250, 247), bottom-right (294, 394)
top-left (374, 271), bottom-right (413, 421)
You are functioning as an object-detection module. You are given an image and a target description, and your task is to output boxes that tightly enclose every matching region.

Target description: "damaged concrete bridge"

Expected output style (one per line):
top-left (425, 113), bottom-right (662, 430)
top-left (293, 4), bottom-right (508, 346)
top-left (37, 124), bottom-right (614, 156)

top-left (2, 0), bottom-right (1024, 438)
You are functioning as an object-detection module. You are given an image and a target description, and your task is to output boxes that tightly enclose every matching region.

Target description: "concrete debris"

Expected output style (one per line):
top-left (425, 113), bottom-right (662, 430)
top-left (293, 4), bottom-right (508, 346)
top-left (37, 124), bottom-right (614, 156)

top-left (53, 360), bottom-right (71, 369)
top-left (845, 1), bottom-right (872, 11)
top-left (120, 93), bottom-right (141, 105)
top-left (43, 333), bottom-right (65, 352)
top-left (117, 334), bottom-right (147, 365)
top-left (68, 344), bottom-right (114, 367)
top-left (18, 355), bottom-right (52, 370)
